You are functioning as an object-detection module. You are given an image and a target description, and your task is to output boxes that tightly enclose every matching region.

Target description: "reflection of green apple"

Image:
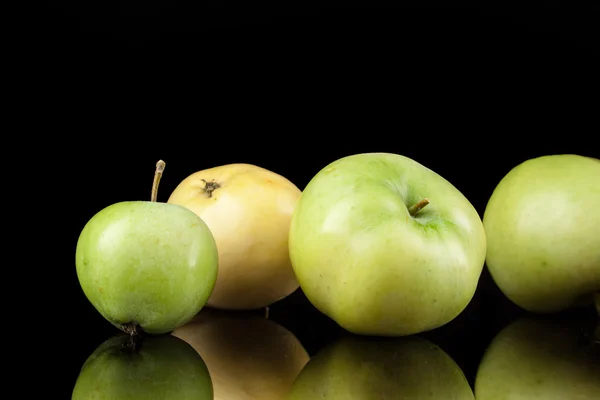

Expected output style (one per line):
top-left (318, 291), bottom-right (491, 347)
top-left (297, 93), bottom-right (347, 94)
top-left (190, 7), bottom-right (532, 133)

top-left (287, 335), bottom-right (474, 399)
top-left (483, 155), bottom-right (600, 313)
top-left (289, 152), bottom-right (487, 336)
top-left (474, 317), bottom-right (600, 399)
top-left (72, 334), bottom-right (213, 399)
top-left (172, 308), bottom-right (310, 400)
top-left (75, 161), bottom-right (219, 335)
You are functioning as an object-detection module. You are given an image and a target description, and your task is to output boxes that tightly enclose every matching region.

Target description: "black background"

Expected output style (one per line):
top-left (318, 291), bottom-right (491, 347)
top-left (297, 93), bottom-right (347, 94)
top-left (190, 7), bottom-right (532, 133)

top-left (42, 1), bottom-right (599, 397)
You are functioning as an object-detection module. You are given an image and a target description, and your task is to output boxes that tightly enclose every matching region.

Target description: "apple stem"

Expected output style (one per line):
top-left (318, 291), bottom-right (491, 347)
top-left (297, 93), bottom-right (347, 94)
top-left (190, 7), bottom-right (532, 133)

top-left (265, 306), bottom-right (270, 319)
top-left (121, 321), bottom-right (143, 337)
top-left (151, 160), bottom-right (166, 202)
top-left (200, 179), bottom-right (221, 198)
top-left (408, 198), bottom-right (430, 217)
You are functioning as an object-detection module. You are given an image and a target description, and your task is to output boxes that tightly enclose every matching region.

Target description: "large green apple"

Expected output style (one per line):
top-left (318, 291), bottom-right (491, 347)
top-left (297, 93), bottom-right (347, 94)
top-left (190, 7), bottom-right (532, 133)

top-left (482, 154), bottom-right (600, 313)
top-left (288, 152), bottom-right (487, 336)
top-left (75, 160), bottom-right (219, 335)
top-left (72, 334), bottom-right (213, 399)
top-left (172, 308), bottom-right (310, 400)
top-left (287, 335), bottom-right (474, 399)
top-left (474, 317), bottom-right (600, 399)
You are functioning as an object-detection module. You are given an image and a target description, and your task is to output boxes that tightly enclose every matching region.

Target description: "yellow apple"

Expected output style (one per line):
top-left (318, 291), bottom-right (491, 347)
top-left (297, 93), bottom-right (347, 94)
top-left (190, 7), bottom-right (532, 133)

top-left (168, 163), bottom-right (302, 310)
top-left (171, 308), bottom-right (310, 400)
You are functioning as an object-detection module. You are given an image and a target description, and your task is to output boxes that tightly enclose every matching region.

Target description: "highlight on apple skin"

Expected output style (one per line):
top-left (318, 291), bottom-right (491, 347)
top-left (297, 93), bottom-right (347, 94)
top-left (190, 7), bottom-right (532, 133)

top-left (288, 152), bottom-right (487, 337)
top-left (75, 160), bottom-right (219, 335)
top-left (482, 154), bottom-right (600, 314)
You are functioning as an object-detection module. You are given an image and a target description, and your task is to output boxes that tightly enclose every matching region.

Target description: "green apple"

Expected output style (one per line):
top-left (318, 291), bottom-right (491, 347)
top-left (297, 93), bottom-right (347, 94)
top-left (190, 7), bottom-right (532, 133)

top-left (287, 335), bottom-right (474, 399)
top-left (288, 152), bottom-right (487, 336)
top-left (482, 154), bottom-right (600, 313)
top-left (172, 308), bottom-right (310, 400)
top-left (76, 160), bottom-right (219, 335)
top-left (474, 317), bottom-right (600, 399)
top-left (72, 334), bottom-right (213, 399)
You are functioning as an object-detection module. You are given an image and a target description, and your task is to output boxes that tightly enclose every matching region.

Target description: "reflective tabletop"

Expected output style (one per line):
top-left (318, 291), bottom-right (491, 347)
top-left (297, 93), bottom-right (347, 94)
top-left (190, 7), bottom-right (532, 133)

top-left (70, 270), bottom-right (599, 399)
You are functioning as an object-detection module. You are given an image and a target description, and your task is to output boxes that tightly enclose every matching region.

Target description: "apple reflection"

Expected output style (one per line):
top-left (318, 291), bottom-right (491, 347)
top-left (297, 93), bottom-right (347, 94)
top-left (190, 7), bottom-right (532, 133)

top-left (474, 317), bottom-right (600, 400)
top-left (171, 308), bottom-right (310, 400)
top-left (72, 334), bottom-right (213, 399)
top-left (286, 335), bottom-right (474, 399)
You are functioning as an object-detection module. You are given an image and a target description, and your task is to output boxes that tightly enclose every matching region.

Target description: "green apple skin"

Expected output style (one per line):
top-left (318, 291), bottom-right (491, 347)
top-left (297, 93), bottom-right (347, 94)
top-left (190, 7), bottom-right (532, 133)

top-left (482, 154), bottom-right (600, 313)
top-left (76, 201), bottom-right (219, 334)
top-left (72, 334), bottom-right (213, 399)
top-left (287, 335), bottom-right (474, 400)
top-left (288, 152), bottom-right (487, 336)
top-left (474, 317), bottom-right (600, 400)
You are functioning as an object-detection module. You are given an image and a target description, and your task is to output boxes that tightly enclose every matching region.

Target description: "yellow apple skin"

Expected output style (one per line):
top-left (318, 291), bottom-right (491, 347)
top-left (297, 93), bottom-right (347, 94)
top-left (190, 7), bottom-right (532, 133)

top-left (171, 309), bottom-right (310, 400)
top-left (168, 163), bottom-right (302, 310)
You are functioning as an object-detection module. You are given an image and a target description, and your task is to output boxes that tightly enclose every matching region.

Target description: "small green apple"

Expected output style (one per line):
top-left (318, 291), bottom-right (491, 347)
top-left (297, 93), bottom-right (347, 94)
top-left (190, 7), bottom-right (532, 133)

top-left (474, 317), bottom-right (600, 399)
top-left (172, 308), bottom-right (310, 400)
top-left (288, 152), bottom-right (487, 336)
top-left (76, 160), bottom-right (219, 335)
top-left (72, 334), bottom-right (213, 399)
top-left (482, 154), bottom-right (600, 313)
top-left (287, 335), bottom-right (474, 399)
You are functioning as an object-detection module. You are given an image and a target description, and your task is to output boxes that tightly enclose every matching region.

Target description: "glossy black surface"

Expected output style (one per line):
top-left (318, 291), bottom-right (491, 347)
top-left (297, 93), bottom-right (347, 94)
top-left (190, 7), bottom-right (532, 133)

top-left (47, 2), bottom-right (600, 398)
top-left (70, 281), bottom-right (598, 399)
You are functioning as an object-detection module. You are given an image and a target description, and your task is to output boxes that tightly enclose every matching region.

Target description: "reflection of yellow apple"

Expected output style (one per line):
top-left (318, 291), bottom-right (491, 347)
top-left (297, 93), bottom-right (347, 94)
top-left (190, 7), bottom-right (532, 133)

top-left (475, 317), bottom-right (600, 399)
top-left (171, 308), bottom-right (310, 400)
top-left (168, 163), bottom-right (301, 310)
top-left (287, 335), bottom-right (474, 399)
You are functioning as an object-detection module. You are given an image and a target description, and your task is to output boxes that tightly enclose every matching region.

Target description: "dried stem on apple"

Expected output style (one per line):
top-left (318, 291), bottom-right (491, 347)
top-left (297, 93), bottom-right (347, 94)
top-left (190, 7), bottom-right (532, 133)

top-left (121, 321), bottom-right (143, 336)
top-left (200, 179), bottom-right (221, 198)
top-left (408, 198), bottom-right (430, 217)
top-left (151, 160), bottom-right (166, 202)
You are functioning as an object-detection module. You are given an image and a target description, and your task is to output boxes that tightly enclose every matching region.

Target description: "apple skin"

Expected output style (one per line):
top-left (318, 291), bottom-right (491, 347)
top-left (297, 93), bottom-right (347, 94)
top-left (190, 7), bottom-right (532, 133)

top-left (474, 317), bottom-right (600, 400)
top-left (76, 201), bottom-right (219, 334)
top-left (287, 335), bottom-right (474, 400)
top-left (167, 163), bottom-right (302, 310)
top-left (288, 152), bottom-right (487, 336)
top-left (172, 308), bottom-right (310, 400)
top-left (72, 334), bottom-right (213, 399)
top-left (482, 154), bottom-right (600, 313)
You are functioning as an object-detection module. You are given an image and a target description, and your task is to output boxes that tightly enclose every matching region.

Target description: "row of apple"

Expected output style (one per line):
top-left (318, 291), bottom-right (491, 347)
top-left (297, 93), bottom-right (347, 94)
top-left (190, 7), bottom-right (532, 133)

top-left (75, 153), bottom-right (600, 337)
top-left (72, 307), bottom-right (600, 399)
